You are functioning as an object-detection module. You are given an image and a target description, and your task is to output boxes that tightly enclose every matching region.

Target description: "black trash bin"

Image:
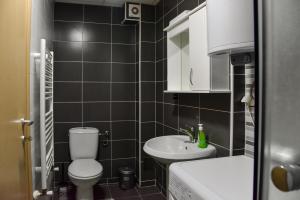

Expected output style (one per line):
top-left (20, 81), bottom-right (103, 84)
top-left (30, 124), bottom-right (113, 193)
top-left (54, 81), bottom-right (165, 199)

top-left (119, 167), bottom-right (135, 190)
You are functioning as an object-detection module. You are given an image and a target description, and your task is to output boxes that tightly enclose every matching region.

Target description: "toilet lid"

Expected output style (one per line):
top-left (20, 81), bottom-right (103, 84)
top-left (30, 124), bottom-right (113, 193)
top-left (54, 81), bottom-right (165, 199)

top-left (68, 159), bottom-right (103, 178)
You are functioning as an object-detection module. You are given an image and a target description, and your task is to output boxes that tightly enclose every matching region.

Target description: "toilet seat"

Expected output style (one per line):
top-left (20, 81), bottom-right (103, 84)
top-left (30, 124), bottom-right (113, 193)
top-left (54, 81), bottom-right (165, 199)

top-left (68, 159), bottom-right (103, 179)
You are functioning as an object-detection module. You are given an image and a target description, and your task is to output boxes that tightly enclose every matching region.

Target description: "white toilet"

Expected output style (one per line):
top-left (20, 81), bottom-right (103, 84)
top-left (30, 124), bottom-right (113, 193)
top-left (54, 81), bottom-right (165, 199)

top-left (68, 127), bottom-right (103, 200)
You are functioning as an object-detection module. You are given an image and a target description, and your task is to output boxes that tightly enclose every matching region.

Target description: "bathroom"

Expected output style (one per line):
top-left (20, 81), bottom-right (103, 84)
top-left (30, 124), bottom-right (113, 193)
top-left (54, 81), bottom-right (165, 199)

top-left (1, 0), bottom-right (300, 200)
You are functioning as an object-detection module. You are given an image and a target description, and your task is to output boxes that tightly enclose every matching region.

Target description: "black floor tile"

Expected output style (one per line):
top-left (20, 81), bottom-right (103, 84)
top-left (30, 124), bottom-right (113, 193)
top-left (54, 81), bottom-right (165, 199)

top-left (109, 184), bottom-right (140, 199)
top-left (94, 184), bottom-right (111, 200)
top-left (137, 186), bottom-right (161, 196)
top-left (54, 184), bottom-right (165, 200)
top-left (141, 193), bottom-right (166, 200)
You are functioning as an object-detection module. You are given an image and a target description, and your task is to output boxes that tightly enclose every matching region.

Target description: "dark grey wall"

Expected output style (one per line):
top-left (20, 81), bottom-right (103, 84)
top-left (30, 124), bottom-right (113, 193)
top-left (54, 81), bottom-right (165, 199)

top-left (138, 5), bottom-right (157, 187)
top-left (53, 3), bottom-right (137, 184)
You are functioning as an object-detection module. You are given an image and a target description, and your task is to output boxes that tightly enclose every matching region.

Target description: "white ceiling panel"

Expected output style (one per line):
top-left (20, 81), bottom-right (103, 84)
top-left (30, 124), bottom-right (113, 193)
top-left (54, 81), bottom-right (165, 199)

top-left (55, 0), bottom-right (160, 7)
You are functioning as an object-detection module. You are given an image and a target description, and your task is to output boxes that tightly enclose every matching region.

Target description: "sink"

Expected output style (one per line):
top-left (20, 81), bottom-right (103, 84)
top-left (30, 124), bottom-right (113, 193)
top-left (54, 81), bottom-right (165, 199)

top-left (143, 135), bottom-right (216, 164)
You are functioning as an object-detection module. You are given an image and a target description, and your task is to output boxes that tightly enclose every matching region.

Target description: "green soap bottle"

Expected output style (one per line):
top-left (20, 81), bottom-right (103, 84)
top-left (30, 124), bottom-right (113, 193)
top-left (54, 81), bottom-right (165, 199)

top-left (198, 124), bottom-right (208, 148)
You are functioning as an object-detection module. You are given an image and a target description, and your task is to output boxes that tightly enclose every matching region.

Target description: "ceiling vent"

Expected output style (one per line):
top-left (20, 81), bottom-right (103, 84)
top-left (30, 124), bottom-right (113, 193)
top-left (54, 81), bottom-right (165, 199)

top-left (122, 2), bottom-right (140, 24)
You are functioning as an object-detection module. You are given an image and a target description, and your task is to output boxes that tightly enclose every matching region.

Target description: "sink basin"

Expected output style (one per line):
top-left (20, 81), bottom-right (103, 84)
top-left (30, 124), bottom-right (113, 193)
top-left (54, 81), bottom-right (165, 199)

top-left (143, 135), bottom-right (216, 164)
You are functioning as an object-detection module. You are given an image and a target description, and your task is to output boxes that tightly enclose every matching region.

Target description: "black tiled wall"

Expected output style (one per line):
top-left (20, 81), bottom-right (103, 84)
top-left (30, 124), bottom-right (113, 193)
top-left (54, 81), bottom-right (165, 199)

top-left (139, 4), bottom-right (157, 187)
top-left (53, 3), bottom-right (138, 184)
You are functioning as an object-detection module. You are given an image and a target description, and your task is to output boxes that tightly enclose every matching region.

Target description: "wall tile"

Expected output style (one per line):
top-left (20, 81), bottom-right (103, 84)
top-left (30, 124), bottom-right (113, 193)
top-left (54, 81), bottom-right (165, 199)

top-left (164, 104), bottom-right (178, 129)
top-left (111, 102), bottom-right (135, 120)
top-left (141, 62), bottom-right (155, 81)
top-left (141, 82), bottom-right (156, 102)
top-left (141, 103), bottom-right (155, 122)
top-left (156, 103), bottom-right (163, 123)
top-left (141, 5), bottom-right (155, 22)
top-left (54, 62), bottom-right (82, 81)
top-left (200, 109), bottom-right (230, 148)
top-left (112, 121), bottom-right (135, 140)
top-left (155, 0), bottom-right (164, 21)
top-left (112, 44), bottom-right (135, 63)
top-left (156, 122), bottom-right (163, 136)
top-left (83, 43), bottom-right (111, 62)
top-left (98, 141), bottom-right (112, 160)
top-left (141, 122), bottom-right (156, 142)
top-left (163, 7), bottom-right (177, 28)
top-left (83, 83), bottom-right (110, 101)
top-left (83, 102), bottom-right (110, 121)
top-left (84, 5), bottom-right (111, 23)
top-left (156, 39), bottom-right (163, 61)
top-left (54, 42), bottom-right (82, 61)
top-left (233, 112), bottom-right (245, 149)
top-left (164, 0), bottom-right (177, 15)
top-left (83, 62), bottom-right (111, 82)
top-left (112, 140), bottom-right (135, 159)
top-left (112, 7), bottom-right (124, 24)
top-left (199, 94), bottom-right (230, 111)
top-left (178, 0), bottom-right (198, 14)
top-left (141, 22), bottom-right (155, 42)
top-left (55, 21), bottom-right (83, 41)
top-left (179, 94), bottom-right (199, 107)
top-left (156, 19), bottom-right (164, 42)
top-left (54, 103), bottom-right (82, 122)
top-left (112, 25), bottom-right (135, 44)
top-left (141, 43), bottom-right (155, 62)
top-left (54, 3), bottom-right (83, 21)
top-left (111, 83), bottom-right (135, 101)
top-left (112, 63), bottom-right (135, 82)
top-left (179, 106), bottom-right (199, 129)
top-left (54, 143), bottom-right (71, 162)
top-left (54, 82), bottom-right (82, 102)
top-left (141, 157), bottom-right (156, 180)
top-left (156, 83), bottom-right (163, 102)
top-left (83, 23), bottom-right (111, 42)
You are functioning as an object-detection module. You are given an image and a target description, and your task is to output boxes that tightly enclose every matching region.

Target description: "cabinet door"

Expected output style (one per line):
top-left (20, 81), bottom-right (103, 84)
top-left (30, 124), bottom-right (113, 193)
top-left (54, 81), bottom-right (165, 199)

top-left (189, 7), bottom-right (210, 91)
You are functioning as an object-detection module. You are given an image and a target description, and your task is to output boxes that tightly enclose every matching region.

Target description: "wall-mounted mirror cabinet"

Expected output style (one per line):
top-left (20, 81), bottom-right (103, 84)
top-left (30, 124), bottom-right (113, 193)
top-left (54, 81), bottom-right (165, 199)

top-left (164, 4), bottom-right (231, 93)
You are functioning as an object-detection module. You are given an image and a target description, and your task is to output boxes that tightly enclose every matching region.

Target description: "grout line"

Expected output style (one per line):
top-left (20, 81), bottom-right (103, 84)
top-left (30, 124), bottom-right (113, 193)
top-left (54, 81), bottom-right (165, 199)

top-left (110, 7), bottom-right (113, 179)
top-left (53, 40), bottom-right (136, 46)
top-left (54, 61), bottom-right (137, 64)
top-left (81, 5), bottom-right (84, 127)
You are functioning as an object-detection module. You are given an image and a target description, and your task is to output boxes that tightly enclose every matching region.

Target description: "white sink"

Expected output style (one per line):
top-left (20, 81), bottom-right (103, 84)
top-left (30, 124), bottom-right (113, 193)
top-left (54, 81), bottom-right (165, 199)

top-left (143, 135), bottom-right (216, 164)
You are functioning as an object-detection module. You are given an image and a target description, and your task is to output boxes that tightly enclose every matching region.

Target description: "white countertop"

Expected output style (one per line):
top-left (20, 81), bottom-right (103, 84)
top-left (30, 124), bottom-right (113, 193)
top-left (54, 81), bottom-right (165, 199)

top-left (169, 155), bottom-right (254, 200)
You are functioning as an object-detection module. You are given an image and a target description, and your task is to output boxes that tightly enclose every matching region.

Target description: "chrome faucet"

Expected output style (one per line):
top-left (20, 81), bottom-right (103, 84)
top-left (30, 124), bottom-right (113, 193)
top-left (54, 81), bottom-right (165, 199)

top-left (179, 127), bottom-right (196, 143)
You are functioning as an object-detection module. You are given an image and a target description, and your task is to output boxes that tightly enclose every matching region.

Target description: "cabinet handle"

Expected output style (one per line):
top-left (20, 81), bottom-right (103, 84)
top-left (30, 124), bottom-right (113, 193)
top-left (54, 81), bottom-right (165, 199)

top-left (190, 68), bottom-right (194, 86)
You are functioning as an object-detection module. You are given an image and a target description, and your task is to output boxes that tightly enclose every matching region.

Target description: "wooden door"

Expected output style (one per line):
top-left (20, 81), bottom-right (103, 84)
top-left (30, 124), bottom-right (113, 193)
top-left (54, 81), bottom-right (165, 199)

top-left (0, 0), bottom-right (32, 199)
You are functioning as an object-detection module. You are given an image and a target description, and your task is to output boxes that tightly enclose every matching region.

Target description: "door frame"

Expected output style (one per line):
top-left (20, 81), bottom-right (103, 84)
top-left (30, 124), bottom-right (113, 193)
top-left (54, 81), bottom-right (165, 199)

top-left (24, 0), bottom-right (33, 198)
top-left (253, 0), bottom-right (264, 199)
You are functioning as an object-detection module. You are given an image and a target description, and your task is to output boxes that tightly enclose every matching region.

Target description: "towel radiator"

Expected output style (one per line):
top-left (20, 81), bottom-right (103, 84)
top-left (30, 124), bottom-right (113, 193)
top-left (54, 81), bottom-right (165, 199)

top-left (33, 39), bottom-right (55, 195)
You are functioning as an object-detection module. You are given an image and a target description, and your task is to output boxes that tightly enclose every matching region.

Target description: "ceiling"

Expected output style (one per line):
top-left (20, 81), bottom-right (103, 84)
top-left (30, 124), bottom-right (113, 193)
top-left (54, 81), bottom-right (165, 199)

top-left (55, 0), bottom-right (160, 7)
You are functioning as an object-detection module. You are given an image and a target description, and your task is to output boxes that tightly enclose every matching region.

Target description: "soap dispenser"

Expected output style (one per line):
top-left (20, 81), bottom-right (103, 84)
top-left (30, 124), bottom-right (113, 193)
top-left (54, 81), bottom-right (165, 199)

top-left (198, 124), bottom-right (208, 148)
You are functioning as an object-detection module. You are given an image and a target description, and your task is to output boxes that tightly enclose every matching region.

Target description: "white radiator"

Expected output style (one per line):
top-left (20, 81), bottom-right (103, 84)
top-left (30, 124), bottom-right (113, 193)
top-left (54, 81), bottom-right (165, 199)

top-left (39, 38), bottom-right (54, 191)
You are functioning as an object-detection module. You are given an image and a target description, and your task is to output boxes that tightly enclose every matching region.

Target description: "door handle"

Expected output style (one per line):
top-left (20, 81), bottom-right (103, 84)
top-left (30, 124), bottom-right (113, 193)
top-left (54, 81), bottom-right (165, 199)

top-left (271, 164), bottom-right (300, 192)
top-left (15, 118), bottom-right (34, 142)
top-left (19, 118), bottom-right (34, 126)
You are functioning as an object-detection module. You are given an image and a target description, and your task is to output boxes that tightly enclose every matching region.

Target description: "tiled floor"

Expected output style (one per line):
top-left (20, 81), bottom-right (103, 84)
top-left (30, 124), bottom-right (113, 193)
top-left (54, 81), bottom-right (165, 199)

top-left (54, 184), bottom-right (166, 200)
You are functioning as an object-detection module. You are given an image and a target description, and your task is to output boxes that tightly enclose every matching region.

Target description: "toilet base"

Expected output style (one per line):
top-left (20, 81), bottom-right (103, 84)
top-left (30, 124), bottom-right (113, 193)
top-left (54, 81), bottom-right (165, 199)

top-left (76, 186), bottom-right (93, 200)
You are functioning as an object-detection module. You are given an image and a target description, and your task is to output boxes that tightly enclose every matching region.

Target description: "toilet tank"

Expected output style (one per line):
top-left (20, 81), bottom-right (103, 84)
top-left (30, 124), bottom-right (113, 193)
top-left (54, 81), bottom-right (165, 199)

top-left (69, 127), bottom-right (99, 160)
top-left (207, 0), bottom-right (254, 54)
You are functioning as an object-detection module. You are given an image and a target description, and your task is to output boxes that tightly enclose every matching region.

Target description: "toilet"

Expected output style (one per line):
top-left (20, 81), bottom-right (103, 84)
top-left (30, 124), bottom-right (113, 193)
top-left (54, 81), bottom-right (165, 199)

top-left (68, 127), bottom-right (103, 200)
